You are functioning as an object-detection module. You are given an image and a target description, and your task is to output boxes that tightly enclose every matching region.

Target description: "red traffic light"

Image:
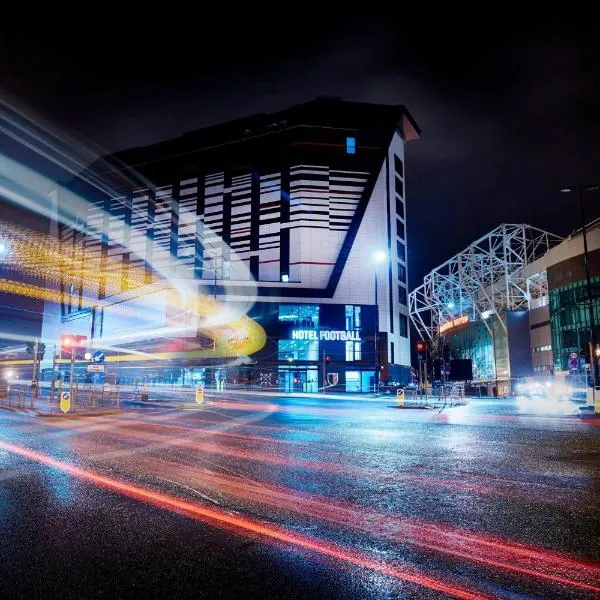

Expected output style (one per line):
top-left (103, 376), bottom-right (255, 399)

top-left (325, 355), bottom-right (332, 364)
top-left (416, 341), bottom-right (426, 352)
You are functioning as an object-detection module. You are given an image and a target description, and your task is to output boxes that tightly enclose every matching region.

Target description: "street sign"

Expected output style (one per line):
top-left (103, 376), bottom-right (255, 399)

top-left (195, 387), bottom-right (204, 404)
top-left (60, 391), bottom-right (71, 413)
top-left (87, 364), bottom-right (105, 373)
top-left (92, 350), bottom-right (105, 363)
top-left (396, 388), bottom-right (405, 404)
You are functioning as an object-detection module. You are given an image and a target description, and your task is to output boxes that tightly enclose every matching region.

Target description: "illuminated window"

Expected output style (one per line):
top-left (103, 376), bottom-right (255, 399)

top-left (346, 136), bottom-right (356, 154)
top-left (278, 340), bottom-right (319, 361)
top-left (279, 304), bottom-right (319, 327)
top-left (345, 305), bottom-right (361, 330)
top-left (345, 341), bottom-right (362, 361)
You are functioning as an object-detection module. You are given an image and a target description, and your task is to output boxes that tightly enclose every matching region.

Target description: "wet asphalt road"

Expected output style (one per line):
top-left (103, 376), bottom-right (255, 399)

top-left (0, 393), bottom-right (599, 599)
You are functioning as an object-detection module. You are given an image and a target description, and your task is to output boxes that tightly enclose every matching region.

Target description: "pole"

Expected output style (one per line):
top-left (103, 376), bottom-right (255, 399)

top-left (50, 344), bottom-right (57, 407)
top-left (322, 349), bottom-right (326, 390)
top-left (491, 317), bottom-right (498, 397)
top-left (69, 348), bottom-right (75, 402)
top-left (578, 185), bottom-right (597, 401)
top-left (374, 269), bottom-right (379, 396)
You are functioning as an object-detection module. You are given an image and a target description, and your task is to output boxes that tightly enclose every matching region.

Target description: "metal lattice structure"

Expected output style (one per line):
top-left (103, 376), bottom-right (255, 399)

top-left (409, 224), bottom-right (563, 341)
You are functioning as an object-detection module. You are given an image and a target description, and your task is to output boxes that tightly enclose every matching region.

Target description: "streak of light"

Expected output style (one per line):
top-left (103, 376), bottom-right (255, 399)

top-left (0, 439), bottom-right (491, 600)
top-left (78, 448), bottom-right (600, 594)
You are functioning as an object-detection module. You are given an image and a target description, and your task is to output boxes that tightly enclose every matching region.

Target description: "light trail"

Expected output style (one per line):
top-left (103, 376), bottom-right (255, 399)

top-left (0, 438), bottom-right (491, 600)
top-left (82, 449), bottom-right (599, 594)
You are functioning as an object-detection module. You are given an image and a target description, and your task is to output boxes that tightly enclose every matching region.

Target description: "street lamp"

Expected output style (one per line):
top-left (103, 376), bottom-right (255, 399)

top-left (561, 185), bottom-right (600, 396)
top-left (373, 250), bottom-right (388, 395)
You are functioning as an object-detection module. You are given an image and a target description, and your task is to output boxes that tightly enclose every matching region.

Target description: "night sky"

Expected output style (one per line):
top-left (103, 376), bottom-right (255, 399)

top-left (3, 9), bottom-right (600, 289)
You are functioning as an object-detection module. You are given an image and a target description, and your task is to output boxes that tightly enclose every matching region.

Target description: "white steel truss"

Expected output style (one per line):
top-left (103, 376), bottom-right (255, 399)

top-left (409, 224), bottom-right (563, 341)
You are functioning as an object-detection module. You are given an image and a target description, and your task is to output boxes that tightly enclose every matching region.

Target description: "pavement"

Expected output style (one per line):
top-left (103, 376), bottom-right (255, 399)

top-left (0, 393), bottom-right (598, 599)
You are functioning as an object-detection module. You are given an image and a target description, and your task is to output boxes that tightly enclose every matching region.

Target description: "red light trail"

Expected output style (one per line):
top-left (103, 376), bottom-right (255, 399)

top-left (0, 438), bottom-right (491, 600)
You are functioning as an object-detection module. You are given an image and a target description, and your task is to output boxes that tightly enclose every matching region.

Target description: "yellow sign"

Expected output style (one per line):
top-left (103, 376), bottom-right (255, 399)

top-left (439, 315), bottom-right (469, 334)
top-left (396, 388), bottom-right (405, 404)
top-left (60, 391), bottom-right (71, 413)
top-left (195, 387), bottom-right (204, 405)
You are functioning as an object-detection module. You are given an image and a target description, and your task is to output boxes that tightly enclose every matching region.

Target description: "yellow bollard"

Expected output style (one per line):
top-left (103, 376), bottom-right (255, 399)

top-left (396, 388), bottom-right (405, 405)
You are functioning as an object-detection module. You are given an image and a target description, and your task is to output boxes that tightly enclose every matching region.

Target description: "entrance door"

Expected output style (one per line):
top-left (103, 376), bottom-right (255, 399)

top-left (346, 370), bottom-right (360, 392)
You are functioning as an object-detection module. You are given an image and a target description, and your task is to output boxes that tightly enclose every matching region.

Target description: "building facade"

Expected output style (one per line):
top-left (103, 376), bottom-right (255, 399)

top-left (40, 98), bottom-right (420, 390)
top-left (409, 224), bottom-right (563, 393)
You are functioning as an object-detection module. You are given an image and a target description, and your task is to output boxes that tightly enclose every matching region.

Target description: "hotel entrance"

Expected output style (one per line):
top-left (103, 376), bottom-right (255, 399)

top-left (279, 366), bottom-right (319, 393)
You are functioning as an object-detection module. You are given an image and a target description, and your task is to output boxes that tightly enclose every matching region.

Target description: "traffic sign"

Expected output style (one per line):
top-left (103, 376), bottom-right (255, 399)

top-left (396, 388), bottom-right (405, 404)
top-left (60, 391), bottom-right (71, 413)
top-left (92, 350), bottom-right (105, 363)
top-left (195, 387), bottom-right (204, 405)
top-left (87, 364), bottom-right (105, 373)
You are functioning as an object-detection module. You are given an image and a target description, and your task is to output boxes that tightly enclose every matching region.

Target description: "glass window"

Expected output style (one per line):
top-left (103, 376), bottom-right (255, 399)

top-left (395, 175), bottom-right (404, 198)
top-left (398, 285), bottom-right (407, 306)
top-left (399, 314), bottom-right (408, 338)
top-left (397, 240), bottom-right (405, 261)
top-left (278, 340), bottom-right (319, 361)
top-left (396, 196), bottom-right (404, 219)
top-left (345, 305), bottom-right (362, 330)
top-left (396, 220), bottom-right (405, 240)
top-left (394, 155), bottom-right (404, 178)
top-left (279, 304), bottom-right (319, 327)
top-left (345, 341), bottom-right (362, 361)
top-left (398, 263), bottom-right (407, 283)
top-left (346, 136), bottom-right (356, 154)
top-left (390, 341), bottom-right (395, 364)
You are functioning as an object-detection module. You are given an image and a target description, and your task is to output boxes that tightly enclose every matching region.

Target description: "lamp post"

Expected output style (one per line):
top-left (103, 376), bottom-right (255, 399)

top-left (561, 185), bottom-right (600, 398)
top-left (373, 250), bottom-right (387, 395)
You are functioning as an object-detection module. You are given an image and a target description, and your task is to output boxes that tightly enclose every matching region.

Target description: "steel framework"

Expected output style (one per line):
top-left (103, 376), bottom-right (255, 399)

top-left (409, 224), bottom-right (563, 341)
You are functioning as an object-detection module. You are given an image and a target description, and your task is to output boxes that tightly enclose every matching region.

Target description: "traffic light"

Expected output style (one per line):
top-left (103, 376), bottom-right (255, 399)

top-left (60, 335), bottom-right (87, 359)
top-left (26, 341), bottom-right (46, 360)
top-left (325, 355), bottom-right (332, 365)
top-left (416, 340), bottom-right (426, 360)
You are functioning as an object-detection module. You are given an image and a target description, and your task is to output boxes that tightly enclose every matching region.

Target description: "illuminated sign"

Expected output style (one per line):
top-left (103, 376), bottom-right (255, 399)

top-left (291, 329), bottom-right (361, 342)
top-left (439, 315), bottom-right (469, 334)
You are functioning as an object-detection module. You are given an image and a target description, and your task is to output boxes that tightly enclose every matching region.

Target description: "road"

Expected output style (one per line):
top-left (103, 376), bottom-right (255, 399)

top-left (0, 393), bottom-right (598, 599)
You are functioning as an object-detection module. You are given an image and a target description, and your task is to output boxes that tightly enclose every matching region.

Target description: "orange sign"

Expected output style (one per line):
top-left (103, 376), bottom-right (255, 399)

top-left (439, 315), bottom-right (469, 334)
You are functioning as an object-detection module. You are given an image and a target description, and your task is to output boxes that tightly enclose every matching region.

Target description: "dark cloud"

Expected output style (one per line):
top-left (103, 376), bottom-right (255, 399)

top-left (2, 9), bottom-right (600, 287)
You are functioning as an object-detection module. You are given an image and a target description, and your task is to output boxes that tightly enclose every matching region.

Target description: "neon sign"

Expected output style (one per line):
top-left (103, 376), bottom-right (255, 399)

top-left (439, 315), bottom-right (469, 334)
top-left (291, 329), bottom-right (361, 342)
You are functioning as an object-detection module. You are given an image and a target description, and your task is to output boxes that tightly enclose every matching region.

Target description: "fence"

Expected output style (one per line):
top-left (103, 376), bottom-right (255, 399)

top-left (0, 379), bottom-right (119, 414)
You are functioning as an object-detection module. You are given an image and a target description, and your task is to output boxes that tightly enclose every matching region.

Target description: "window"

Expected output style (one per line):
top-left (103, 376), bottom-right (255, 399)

top-left (278, 340), bottom-right (319, 361)
top-left (399, 314), bottom-right (408, 338)
top-left (394, 155), bottom-right (404, 178)
top-left (345, 305), bottom-right (361, 331)
top-left (346, 136), bottom-right (356, 154)
top-left (279, 304), bottom-right (319, 327)
top-left (398, 285), bottom-right (407, 306)
top-left (398, 263), bottom-right (407, 283)
top-left (397, 240), bottom-right (405, 261)
top-left (396, 196), bottom-right (404, 219)
top-left (345, 341), bottom-right (362, 361)
top-left (396, 219), bottom-right (405, 241)
top-left (395, 176), bottom-right (404, 198)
